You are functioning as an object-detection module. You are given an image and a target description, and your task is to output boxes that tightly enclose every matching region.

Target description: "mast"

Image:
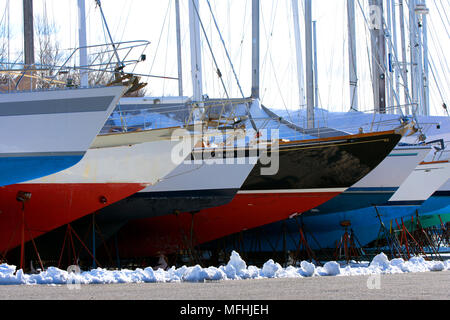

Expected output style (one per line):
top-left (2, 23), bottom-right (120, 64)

top-left (305, 0), bottom-right (314, 128)
top-left (422, 8), bottom-right (429, 115)
top-left (391, 0), bottom-right (400, 113)
top-left (409, 0), bottom-right (418, 114)
top-left (78, 0), bottom-right (88, 87)
top-left (251, 0), bottom-right (260, 99)
top-left (313, 20), bottom-right (319, 110)
top-left (175, 0), bottom-right (183, 96)
top-left (416, 4), bottom-right (424, 115)
top-left (415, 0), bottom-right (429, 115)
top-left (386, 0), bottom-right (394, 113)
top-left (399, 0), bottom-right (410, 114)
top-left (291, 0), bottom-right (306, 108)
top-left (347, 0), bottom-right (358, 111)
top-left (23, 0), bottom-right (34, 67)
top-left (23, 0), bottom-right (34, 90)
top-left (369, 0), bottom-right (386, 114)
top-left (189, 0), bottom-right (203, 103)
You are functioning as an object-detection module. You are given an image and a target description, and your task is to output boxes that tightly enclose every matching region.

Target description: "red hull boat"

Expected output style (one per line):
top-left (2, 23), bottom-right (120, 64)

top-left (0, 183), bottom-right (145, 255)
top-left (113, 190), bottom-right (342, 257)
top-left (0, 128), bottom-right (195, 258)
top-left (112, 130), bottom-right (403, 258)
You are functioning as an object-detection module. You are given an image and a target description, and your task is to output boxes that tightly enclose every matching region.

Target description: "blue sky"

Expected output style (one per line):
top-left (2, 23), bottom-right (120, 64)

top-left (1, 0), bottom-right (449, 117)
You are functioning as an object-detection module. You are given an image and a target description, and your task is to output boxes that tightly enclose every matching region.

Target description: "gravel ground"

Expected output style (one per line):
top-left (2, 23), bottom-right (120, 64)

top-left (0, 270), bottom-right (448, 300)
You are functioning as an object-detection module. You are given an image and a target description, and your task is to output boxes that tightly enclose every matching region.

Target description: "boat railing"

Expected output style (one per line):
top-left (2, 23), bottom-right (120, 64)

top-left (101, 97), bottom-right (254, 134)
top-left (0, 40), bottom-right (150, 93)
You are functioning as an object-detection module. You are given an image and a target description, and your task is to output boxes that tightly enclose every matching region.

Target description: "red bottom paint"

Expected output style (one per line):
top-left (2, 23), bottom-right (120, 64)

top-left (0, 183), bottom-right (146, 253)
top-left (115, 191), bottom-right (342, 257)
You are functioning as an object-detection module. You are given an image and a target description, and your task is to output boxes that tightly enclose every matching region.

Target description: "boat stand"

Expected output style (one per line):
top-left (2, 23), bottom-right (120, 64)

top-left (333, 221), bottom-right (367, 264)
top-left (394, 217), bottom-right (427, 259)
top-left (409, 212), bottom-right (442, 261)
top-left (57, 223), bottom-right (101, 270)
top-left (436, 216), bottom-right (449, 248)
top-left (0, 191), bottom-right (45, 272)
top-left (373, 206), bottom-right (406, 260)
top-left (290, 218), bottom-right (319, 265)
top-left (175, 211), bottom-right (203, 266)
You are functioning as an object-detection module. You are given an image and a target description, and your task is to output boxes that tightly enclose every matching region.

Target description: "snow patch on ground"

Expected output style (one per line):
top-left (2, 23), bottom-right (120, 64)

top-left (0, 251), bottom-right (448, 285)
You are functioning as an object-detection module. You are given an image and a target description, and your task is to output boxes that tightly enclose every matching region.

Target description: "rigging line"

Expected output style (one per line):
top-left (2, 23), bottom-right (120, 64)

top-left (95, 0), bottom-right (123, 68)
top-left (341, 2), bottom-right (347, 113)
top-left (237, 0), bottom-right (248, 85)
top-left (268, 3), bottom-right (294, 124)
top-left (259, 2), bottom-right (269, 102)
top-left (357, 0), bottom-right (407, 115)
top-left (428, 53), bottom-right (448, 105)
top-left (285, 1), bottom-right (297, 111)
top-left (439, 0), bottom-right (450, 24)
top-left (437, 0), bottom-right (450, 32)
top-left (260, 0), bottom-right (278, 102)
top-left (205, 0), bottom-right (245, 98)
top-left (0, 2), bottom-right (7, 32)
top-left (204, 0), bottom-right (257, 132)
top-left (162, 0), bottom-right (174, 97)
top-left (268, 52), bottom-right (290, 118)
top-left (429, 13), bottom-right (450, 71)
top-left (148, 1), bottom-right (171, 76)
top-left (260, 0), bottom-right (295, 123)
top-left (429, 18), bottom-right (450, 80)
top-left (360, 0), bottom-right (377, 113)
top-left (118, 2), bottom-right (133, 45)
top-left (190, 0), bottom-right (230, 100)
top-left (428, 25), bottom-right (450, 104)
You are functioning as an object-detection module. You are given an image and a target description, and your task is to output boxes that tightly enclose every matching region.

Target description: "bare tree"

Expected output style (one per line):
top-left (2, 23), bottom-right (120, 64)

top-left (34, 14), bottom-right (65, 89)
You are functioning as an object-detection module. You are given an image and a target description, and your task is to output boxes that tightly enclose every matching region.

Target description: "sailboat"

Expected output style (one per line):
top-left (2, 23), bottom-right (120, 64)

top-left (0, 0), bottom-right (199, 266)
top-left (79, 0), bottom-right (421, 260)
top-left (197, 0), bottom-right (450, 254)
top-left (0, 0), bottom-right (129, 187)
top-left (0, 128), bottom-right (196, 257)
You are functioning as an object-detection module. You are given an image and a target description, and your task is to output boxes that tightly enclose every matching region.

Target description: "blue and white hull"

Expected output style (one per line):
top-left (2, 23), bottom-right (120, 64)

top-left (0, 86), bottom-right (126, 186)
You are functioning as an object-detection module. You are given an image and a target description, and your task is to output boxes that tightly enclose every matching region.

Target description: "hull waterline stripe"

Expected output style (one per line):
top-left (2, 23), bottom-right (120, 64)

top-left (0, 151), bottom-right (85, 158)
top-left (388, 153), bottom-right (418, 157)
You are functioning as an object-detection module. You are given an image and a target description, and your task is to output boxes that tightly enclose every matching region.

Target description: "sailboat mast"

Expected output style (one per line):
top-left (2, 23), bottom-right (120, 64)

top-left (386, 0), bottom-right (394, 113)
top-left (291, 0), bottom-right (305, 109)
top-left (409, 0), bottom-right (419, 114)
top-left (189, 0), bottom-right (203, 103)
top-left (422, 8), bottom-right (429, 115)
top-left (305, 0), bottom-right (314, 128)
top-left (347, 0), bottom-right (358, 111)
top-left (313, 20), bottom-right (319, 110)
top-left (23, 0), bottom-right (34, 90)
top-left (251, 0), bottom-right (260, 99)
top-left (23, 0), bottom-right (34, 67)
top-left (390, 0), bottom-right (401, 114)
top-left (369, 0), bottom-right (386, 114)
top-left (175, 0), bottom-right (183, 97)
top-left (399, 0), bottom-right (410, 114)
top-left (78, 0), bottom-right (88, 87)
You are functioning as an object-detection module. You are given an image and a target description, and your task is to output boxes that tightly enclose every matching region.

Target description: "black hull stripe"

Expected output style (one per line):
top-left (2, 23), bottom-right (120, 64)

top-left (382, 200), bottom-right (425, 206)
top-left (432, 191), bottom-right (450, 197)
top-left (132, 188), bottom-right (239, 199)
